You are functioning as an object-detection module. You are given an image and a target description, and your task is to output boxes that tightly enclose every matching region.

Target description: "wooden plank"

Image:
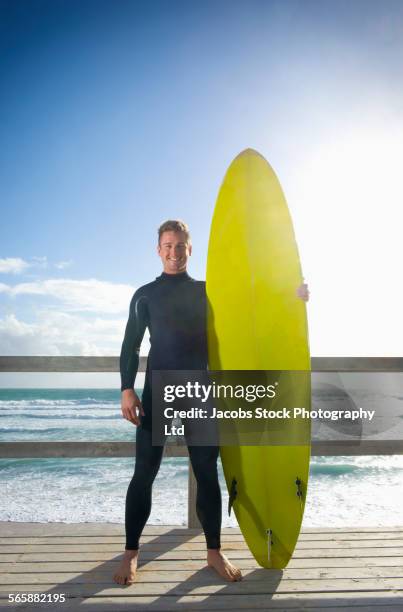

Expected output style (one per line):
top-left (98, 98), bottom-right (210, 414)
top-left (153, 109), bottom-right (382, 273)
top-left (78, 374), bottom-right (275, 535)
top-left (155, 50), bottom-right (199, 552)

top-left (311, 356), bottom-right (403, 372)
top-left (1, 520), bottom-right (403, 606)
top-left (1, 523), bottom-right (403, 536)
top-left (0, 554), bottom-right (20, 562)
top-left (2, 565), bottom-right (403, 584)
top-left (6, 604), bottom-right (403, 612)
top-left (2, 439), bottom-right (403, 457)
top-left (5, 594), bottom-right (403, 612)
top-left (0, 523), bottom-right (201, 536)
top-left (5, 547), bottom-right (403, 562)
top-left (4, 557), bottom-right (403, 573)
top-left (1, 355), bottom-right (402, 372)
top-left (1, 577), bottom-right (403, 594)
top-left (302, 527), bottom-right (403, 533)
top-left (2, 531), bottom-right (403, 545)
top-left (2, 538), bottom-right (403, 553)
top-left (0, 356), bottom-right (122, 372)
top-left (0, 356), bottom-right (126, 372)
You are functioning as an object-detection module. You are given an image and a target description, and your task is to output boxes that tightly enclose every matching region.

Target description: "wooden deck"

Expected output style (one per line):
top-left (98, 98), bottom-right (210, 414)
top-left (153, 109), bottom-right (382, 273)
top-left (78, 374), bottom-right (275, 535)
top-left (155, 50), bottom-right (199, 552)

top-left (1, 523), bottom-right (402, 611)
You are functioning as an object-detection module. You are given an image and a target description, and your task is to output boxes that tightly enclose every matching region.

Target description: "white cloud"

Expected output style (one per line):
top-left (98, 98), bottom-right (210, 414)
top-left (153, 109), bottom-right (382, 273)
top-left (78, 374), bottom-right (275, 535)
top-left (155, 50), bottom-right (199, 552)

top-left (0, 276), bottom-right (144, 357)
top-left (0, 256), bottom-right (49, 274)
top-left (54, 260), bottom-right (73, 269)
top-left (0, 278), bottom-right (135, 314)
top-left (0, 258), bottom-right (30, 274)
top-left (0, 312), bottom-right (150, 356)
top-left (31, 256), bottom-right (48, 269)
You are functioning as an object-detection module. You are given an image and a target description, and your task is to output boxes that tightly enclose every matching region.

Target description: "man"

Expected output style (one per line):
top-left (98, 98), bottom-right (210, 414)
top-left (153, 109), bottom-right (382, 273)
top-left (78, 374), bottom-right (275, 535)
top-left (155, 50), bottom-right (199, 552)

top-left (113, 219), bottom-right (309, 585)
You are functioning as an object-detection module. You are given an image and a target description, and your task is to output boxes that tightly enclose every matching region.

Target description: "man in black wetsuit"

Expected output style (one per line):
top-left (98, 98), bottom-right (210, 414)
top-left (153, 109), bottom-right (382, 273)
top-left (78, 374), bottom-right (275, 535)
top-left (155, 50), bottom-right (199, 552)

top-left (113, 219), bottom-right (309, 585)
top-left (113, 219), bottom-right (243, 584)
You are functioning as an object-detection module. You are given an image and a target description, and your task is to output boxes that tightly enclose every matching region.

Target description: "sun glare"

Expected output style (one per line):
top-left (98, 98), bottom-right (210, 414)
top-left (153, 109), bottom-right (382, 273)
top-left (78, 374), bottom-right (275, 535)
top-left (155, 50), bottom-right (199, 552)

top-left (288, 120), bottom-right (403, 355)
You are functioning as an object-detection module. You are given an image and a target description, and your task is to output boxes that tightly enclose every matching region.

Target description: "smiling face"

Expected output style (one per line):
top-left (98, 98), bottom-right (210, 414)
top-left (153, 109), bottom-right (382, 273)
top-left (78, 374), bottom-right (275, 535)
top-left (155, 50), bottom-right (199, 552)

top-left (158, 230), bottom-right (192, 274)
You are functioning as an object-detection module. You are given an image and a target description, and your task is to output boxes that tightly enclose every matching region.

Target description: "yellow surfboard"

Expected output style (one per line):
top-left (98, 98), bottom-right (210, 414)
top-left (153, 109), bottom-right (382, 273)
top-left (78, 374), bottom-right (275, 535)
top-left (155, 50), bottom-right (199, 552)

top-left (206, 148), bottom-right (311, 569)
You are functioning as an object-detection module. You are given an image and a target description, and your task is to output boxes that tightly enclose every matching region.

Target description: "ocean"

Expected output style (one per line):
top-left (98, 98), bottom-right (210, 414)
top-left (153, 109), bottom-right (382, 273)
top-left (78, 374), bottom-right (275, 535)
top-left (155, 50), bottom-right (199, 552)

top-left (1, 386), bottom-right (403, 528)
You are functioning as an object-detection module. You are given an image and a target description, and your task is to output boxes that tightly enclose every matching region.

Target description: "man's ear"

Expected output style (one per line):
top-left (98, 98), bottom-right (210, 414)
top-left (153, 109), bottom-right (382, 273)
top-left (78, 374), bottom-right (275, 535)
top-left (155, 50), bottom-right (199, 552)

top-left (188, 244), bottom-right (192, 256)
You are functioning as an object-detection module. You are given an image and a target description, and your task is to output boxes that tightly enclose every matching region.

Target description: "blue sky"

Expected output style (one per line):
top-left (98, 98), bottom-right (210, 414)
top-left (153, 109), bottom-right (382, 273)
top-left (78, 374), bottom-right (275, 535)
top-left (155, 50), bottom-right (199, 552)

top-left (1, 0), bottom-right (403, 386)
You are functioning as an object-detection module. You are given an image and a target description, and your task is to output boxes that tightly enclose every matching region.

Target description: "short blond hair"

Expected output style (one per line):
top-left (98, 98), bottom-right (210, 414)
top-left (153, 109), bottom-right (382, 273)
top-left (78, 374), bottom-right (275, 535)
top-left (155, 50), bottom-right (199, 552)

top-left (158, 219), bottom-right (191, 245)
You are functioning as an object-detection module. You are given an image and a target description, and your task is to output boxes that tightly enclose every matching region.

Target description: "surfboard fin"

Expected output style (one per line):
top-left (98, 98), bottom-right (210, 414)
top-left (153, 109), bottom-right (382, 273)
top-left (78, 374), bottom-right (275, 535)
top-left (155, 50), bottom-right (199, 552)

top-left (266, 528), bottom-right (273, 562)
top-left (228, 478), bottom-right (237, 515)
top-left (296, 477), bottom-right (304, 513)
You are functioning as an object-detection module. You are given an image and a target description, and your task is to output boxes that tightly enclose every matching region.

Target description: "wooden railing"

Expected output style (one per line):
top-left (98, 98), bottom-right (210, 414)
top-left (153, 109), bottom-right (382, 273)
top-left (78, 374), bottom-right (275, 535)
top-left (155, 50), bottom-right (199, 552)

top-left (1, 356), bottom-right (402, 527)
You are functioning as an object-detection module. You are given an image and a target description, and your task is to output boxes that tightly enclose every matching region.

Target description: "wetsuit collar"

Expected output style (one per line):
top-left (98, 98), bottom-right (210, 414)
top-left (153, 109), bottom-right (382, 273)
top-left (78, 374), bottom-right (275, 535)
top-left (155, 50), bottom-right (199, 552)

top-left (158, 271), bottom-right (191, 281)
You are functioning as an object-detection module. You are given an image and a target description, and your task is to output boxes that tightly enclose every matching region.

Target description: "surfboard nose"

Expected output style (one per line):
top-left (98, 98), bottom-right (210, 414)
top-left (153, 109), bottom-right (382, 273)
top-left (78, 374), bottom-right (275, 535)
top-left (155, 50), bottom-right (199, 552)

top-left (235, 147), bottom-right (261, 157)
top-left (233, 148), bottom-right (270, 166)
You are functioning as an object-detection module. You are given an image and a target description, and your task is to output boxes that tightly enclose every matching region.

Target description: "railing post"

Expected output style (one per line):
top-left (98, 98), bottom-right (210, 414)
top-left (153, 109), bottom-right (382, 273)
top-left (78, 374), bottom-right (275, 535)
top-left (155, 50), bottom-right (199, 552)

top-left (187, 457), bottom-right (201, 528)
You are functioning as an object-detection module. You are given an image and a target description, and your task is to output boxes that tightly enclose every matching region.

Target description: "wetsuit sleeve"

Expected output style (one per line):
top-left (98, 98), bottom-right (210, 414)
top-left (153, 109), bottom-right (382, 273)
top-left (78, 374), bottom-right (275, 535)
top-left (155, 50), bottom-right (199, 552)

top-left (120, 290), bottom-right (148, 392)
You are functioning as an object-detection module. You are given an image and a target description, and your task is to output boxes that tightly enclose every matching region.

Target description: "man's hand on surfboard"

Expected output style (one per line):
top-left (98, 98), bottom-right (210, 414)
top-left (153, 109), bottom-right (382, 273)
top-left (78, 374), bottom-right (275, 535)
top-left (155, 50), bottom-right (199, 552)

top-left (121, 389), bottom-right (145, 426)
top-left (296, 283), bottom-right (309, 301)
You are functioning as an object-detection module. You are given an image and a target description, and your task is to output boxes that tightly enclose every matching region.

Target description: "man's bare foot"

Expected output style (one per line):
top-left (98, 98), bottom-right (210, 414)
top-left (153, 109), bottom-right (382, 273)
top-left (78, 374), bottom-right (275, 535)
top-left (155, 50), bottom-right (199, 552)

top-left (113, 549), bottom-right (139, 585)
top-left (207, 548), bottom-right (242, 581)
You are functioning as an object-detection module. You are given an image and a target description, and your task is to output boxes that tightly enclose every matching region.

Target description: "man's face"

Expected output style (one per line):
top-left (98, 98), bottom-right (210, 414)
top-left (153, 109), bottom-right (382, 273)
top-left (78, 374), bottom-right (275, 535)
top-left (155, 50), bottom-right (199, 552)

top-left (158, 230), bottom-right (192, 274)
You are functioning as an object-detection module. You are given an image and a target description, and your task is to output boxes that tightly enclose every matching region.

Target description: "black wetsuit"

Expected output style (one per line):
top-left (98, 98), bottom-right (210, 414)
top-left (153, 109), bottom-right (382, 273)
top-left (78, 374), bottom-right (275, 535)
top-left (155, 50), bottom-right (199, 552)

top-left (120, 271), bottom-right (221, 550)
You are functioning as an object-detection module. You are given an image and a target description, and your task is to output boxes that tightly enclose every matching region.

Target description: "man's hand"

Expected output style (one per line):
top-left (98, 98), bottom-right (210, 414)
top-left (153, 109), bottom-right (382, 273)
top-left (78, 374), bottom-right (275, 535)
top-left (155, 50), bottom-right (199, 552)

top-left (121, 389), bottom-right (145, 426)
top-left (296, 282), bottom-right (309, 302)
